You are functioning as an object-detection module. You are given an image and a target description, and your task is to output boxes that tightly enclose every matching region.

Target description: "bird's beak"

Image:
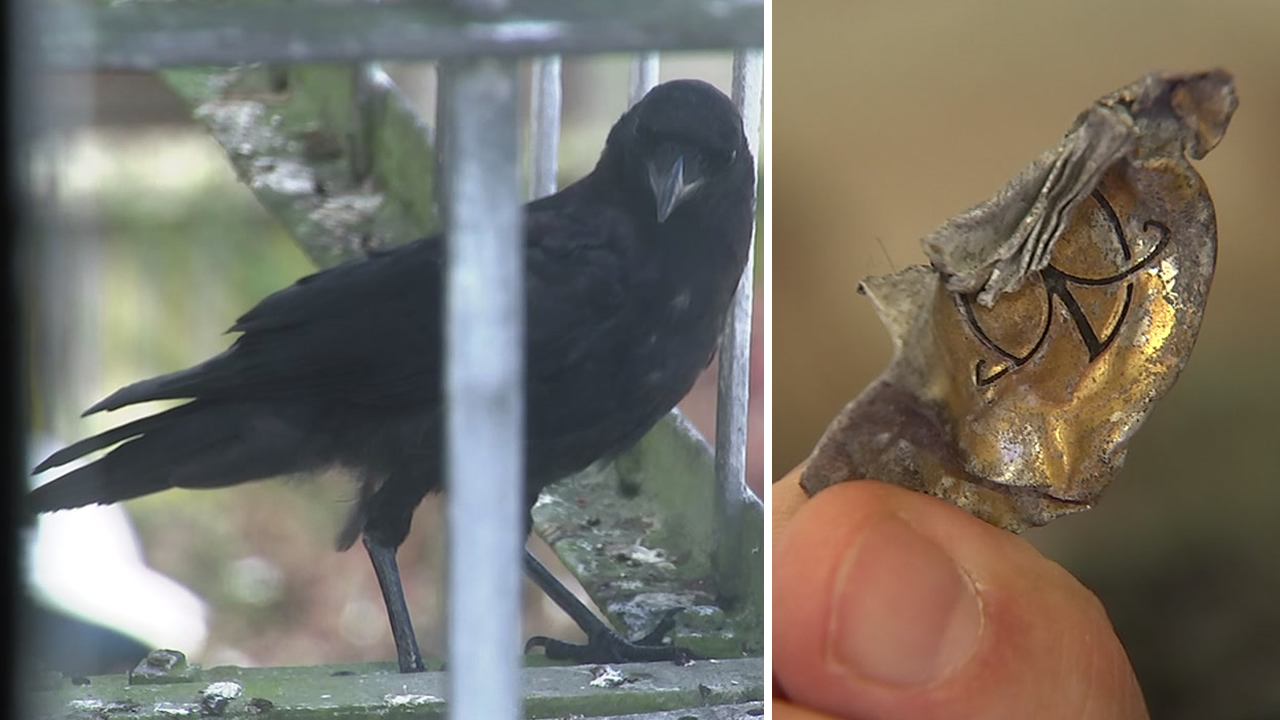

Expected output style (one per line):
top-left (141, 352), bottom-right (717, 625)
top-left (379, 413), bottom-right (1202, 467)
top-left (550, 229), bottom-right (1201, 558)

top-left (648, 154), bottom-right (704, 223)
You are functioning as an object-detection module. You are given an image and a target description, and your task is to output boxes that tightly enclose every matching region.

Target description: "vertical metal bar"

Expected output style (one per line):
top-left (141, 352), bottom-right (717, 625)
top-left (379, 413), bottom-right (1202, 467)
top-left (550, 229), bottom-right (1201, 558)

top-left (442, 57), bottom-right (523, 720)
top-left (18, 1), bottom-right (94, 716)
top-left (528, 56), bottom-right (562, 199)
top-left (12, 2), bottom-right (41, 716)
top-left (349, 63), bottom-right (384, 185)
top-left (629, 52), bottom-right (660, 106)
top-left (434, 61), bottom-right (456, 228)
top-left (713, 49), bottom-right (763, 602)
top-left (30, 10), bottom-right (99, 443)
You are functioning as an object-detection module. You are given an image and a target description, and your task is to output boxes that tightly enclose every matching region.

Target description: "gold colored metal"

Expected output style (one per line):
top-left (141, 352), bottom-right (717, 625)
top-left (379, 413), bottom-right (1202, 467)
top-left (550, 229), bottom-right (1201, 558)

top-left (801, 70), bottom-right (1238, 531)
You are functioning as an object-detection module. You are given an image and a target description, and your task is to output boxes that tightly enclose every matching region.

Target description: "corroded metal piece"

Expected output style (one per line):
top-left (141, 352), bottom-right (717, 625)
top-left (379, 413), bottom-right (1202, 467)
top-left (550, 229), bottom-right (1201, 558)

top-left (801, 70), bottom-right (1238, 531)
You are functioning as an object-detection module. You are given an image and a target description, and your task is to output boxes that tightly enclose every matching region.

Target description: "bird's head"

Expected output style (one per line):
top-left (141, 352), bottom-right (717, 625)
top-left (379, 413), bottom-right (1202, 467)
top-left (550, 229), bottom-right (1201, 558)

top-left (605, 79), bottom-right (751, 223)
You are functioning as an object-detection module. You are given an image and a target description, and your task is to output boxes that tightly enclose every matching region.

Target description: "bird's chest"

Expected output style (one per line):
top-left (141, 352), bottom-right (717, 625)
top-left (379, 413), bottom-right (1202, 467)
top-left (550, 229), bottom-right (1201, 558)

top-left (594, 251), bottom-right (733, 404)
top-left (626, 283), bottom-right (719, 382)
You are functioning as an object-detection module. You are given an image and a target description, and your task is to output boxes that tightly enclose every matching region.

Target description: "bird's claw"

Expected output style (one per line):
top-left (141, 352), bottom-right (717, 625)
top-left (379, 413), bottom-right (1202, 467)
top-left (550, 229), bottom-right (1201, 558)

top-left (525, 608), bottom-right (697, 665)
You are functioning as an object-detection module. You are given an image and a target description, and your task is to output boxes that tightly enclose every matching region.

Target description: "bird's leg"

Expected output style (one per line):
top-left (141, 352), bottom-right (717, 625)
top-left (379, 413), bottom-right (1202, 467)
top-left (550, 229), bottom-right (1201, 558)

top-left (522, 549), bottom-right (695, 664)
top-left (362, 535), bottom-right (426, 673)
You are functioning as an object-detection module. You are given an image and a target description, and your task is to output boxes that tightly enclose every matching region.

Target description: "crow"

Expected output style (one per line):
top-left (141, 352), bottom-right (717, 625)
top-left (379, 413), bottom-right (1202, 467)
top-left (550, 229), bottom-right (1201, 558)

top-left (29, 79), bottom-right (756, 673)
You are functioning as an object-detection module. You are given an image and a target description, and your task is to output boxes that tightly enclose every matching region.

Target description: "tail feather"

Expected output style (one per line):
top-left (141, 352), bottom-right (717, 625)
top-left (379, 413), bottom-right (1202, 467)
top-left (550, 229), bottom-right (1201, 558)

top-left (28, 452), bottom-right (173, 512)
top-left (30, 402), bottom-right (315, 513)
top-left (33, 404), bottom-right (200, 474)
top-left (83, 353), bottom-right (232, 416)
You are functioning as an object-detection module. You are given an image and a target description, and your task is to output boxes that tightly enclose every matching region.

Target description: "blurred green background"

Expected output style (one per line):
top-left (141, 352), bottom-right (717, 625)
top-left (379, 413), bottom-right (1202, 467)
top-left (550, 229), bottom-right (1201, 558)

top-left (774, 2), bottom-right (1279, 717)
top-left (28, 54), bottom-right (764, 673)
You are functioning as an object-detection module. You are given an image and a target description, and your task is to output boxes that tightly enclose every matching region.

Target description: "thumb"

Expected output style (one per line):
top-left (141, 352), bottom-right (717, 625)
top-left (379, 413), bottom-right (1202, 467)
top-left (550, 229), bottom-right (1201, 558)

top-left (773, 469), bottom-right (1147, 720)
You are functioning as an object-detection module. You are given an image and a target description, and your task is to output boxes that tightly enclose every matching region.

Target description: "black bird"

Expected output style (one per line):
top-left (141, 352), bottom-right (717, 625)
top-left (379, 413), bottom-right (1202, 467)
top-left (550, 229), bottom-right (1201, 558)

top-left (29, 79), bottom-right (755, 673)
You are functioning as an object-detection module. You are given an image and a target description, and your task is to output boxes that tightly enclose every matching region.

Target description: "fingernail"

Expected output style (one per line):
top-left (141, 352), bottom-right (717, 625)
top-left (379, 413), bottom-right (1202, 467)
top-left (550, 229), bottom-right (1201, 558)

top-left (828, 515), bottom-right (983, 687)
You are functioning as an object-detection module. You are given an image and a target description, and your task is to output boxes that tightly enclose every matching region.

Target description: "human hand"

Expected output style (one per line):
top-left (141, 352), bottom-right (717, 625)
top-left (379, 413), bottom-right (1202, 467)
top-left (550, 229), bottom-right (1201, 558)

top-left (772, 466), bottom-right (1148, 720)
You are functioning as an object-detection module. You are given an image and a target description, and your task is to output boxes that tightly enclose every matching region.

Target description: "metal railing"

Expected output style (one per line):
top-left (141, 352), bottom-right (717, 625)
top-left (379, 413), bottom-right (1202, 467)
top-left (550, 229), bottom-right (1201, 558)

top-left (24, 2), bottom-right (764, 718)
top-left (442, 53), bottom-right (526, 720)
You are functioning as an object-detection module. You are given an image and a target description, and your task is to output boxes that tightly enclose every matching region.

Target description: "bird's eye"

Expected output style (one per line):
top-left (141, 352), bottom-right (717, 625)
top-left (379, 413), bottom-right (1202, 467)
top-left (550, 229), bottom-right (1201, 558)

top-left (706, 148), bottom-right (737, 172)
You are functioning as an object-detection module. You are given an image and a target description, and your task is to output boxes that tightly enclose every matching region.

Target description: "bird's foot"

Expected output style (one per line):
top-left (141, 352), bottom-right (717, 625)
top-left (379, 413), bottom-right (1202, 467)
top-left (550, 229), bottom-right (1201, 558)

top-left (524, 608), bottom-right (698, 665)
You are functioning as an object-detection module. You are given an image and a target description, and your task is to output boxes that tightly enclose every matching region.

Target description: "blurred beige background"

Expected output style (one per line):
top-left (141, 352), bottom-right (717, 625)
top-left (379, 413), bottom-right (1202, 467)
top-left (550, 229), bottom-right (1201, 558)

top-left (775, 2), bottom-right (1280, 718)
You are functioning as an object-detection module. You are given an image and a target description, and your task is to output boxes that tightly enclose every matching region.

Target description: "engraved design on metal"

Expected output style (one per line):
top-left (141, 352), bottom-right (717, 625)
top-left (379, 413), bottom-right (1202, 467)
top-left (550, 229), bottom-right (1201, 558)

top-left (962, 190), bottom-right (1172, 387)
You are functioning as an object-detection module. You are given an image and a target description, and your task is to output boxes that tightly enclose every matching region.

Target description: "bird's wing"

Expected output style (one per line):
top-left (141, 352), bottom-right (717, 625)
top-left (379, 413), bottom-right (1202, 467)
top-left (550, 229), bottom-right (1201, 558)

top-left (520, 192), bottom-right (664, 459)
top-left (87, 238), bottom-right (446, 414)
top-left (86, 190), bottom-right (641, 417)
top-left (524, 196), bottom-right (639, 384)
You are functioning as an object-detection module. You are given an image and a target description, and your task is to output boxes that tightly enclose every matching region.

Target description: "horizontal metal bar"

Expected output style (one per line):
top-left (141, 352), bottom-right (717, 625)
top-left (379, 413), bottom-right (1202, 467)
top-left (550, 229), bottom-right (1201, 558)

top-left (29, 657), bottom-right (765, 718)
top-left (40, 0), bottom-right (763, 70)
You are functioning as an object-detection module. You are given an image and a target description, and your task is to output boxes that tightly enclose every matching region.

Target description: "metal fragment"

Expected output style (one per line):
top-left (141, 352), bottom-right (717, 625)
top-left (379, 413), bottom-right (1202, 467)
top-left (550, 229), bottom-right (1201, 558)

top-left (802, 70), bottom-right (1238, 531)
